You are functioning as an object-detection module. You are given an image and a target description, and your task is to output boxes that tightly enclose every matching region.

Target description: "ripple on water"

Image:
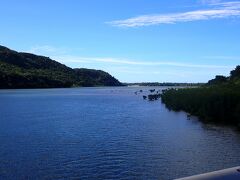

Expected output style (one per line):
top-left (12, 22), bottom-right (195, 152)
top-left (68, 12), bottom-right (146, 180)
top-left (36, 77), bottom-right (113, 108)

top-left (0, 87), bottom-right (240, 180)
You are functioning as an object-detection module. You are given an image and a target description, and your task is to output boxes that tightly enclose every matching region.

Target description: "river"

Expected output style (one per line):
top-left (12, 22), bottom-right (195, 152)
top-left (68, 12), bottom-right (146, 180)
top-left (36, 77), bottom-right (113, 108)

top-left (0, 87), bottom-right (240, 179)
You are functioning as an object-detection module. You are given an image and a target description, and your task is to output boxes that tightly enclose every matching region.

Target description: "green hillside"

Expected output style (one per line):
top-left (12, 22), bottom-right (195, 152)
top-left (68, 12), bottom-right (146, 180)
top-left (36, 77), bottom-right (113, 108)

top-left (0, 45), bottom-right (122, 88)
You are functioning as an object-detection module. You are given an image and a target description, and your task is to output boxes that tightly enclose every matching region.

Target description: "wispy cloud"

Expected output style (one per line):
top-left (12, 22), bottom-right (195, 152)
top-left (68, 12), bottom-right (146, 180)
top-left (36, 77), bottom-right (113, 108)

top-left (27, 45), bottom-right (62, 54)
top-left (108, 1), bottom-right (240, 27)
top-left (24, 46), bottom-right (235, 70)
top-left (26, 45), bottom-right (75, 56)
top-left (54, 55), bottom-right (233, 69)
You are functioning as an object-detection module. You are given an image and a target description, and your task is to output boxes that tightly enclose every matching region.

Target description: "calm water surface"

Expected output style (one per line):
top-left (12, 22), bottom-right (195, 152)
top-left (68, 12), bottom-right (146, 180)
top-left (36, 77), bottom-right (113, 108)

top-left (0, 87), bottom-right (240, 180)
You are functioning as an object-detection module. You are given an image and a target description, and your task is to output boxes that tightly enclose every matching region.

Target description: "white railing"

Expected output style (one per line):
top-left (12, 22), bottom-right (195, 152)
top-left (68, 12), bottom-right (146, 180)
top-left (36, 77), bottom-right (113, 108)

top-left (175, 166), bottom-right (240, 180)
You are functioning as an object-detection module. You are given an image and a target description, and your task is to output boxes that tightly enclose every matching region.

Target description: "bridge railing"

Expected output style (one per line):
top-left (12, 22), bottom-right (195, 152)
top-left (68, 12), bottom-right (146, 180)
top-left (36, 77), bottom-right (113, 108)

top-left (175, 166), bottom-right (240, 180)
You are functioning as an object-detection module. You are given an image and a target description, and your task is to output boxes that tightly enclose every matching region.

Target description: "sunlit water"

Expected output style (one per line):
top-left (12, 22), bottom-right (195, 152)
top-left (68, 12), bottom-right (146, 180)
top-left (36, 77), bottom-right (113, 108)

top-left (0, 87), bottom-right (240, 180)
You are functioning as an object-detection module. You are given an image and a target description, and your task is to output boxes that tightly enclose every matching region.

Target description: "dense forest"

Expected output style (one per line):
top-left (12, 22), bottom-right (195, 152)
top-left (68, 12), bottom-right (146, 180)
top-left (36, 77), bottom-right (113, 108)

top-left (161, 66), bottom-right (240, 126)
top-left (0, 45), bottom-right (122, 88)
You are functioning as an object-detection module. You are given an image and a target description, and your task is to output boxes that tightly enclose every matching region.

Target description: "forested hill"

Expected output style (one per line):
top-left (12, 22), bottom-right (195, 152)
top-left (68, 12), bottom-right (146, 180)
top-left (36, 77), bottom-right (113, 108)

top-left (0, 45), bottom-right (122, 88)
top-left (161, 66), bottom-right (240, 127)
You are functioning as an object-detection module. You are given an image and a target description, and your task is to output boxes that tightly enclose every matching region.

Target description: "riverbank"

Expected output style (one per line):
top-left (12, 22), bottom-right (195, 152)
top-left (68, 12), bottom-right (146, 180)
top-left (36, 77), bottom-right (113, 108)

top-left (160, 66), bottom-right (240, 127)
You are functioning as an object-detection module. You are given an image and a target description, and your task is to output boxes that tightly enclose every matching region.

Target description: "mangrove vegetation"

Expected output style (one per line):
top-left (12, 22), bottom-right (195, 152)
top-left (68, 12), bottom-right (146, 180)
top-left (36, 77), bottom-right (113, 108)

top-left (161, 66), bottom-right (240, 126)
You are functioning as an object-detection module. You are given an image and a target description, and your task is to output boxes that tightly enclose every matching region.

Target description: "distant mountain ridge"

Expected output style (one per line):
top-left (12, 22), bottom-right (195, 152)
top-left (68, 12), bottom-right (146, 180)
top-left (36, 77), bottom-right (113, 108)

top-left (124, 82), bottom-right (204, 86)
top-left (0, 45), bottom-right (122, 88)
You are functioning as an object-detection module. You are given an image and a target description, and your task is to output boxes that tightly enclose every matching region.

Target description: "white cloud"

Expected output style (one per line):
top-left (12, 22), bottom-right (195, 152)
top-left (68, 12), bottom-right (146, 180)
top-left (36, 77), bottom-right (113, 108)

top-left (54, 55), bottom-right (234, 69)
top-left (24, 46), bottom-right (235, 71)
top-left (27, 45), bottom-right (59, 54)
top-left (108, 1), bottom-right (240, 27)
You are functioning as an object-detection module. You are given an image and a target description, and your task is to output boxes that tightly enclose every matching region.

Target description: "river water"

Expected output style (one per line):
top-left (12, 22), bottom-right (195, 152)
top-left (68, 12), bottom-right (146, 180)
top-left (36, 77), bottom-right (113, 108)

top-left (0, 87), bottom-right (240, 179)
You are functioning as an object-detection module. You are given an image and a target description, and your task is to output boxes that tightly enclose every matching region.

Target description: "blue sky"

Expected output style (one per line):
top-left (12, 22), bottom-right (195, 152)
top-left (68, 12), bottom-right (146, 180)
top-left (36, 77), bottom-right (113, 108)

top-left (0, 0), bottom-right (240, 82)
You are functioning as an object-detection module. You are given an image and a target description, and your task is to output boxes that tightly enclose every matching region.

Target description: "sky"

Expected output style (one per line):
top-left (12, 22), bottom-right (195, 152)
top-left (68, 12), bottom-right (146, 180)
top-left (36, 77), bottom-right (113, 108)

top-left (0, 0), bottom-right (240, 83)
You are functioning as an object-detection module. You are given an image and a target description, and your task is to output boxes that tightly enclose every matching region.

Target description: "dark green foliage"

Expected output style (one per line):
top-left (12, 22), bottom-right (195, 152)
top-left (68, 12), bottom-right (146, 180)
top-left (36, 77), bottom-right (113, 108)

top-left (207, 75), bottom-right (227, 85)
top-left (74, 68), bottom-right (122, 87)
top-left (230, 65), bottom-right (240, 79)
top-left (0, 45), bottom-right (122, 88)
top-left (161, 68), bottom-right (240, 126)
top-left (230, 66), bottom-right (240, 85)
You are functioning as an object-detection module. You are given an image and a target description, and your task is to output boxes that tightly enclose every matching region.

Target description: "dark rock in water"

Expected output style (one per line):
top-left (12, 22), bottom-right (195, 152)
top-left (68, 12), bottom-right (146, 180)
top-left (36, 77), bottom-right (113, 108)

top-left (140, 90), bottom-right (143, 93)
top-left (148, 94), bottom-right (161, 101)
top-left (187, 114), bottom-right (191, 120)
top-left (143, 95), bottom-right (147, 100)
top-left (135, 91), bottom-right (138, 95)
top-left (149, 89), bottom-right (155, 93)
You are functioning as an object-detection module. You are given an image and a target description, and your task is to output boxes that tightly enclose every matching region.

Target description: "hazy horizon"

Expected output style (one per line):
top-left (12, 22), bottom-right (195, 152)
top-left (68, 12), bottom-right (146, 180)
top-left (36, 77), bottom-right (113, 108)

top-left (1, 0), bottom-right (239, 83)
